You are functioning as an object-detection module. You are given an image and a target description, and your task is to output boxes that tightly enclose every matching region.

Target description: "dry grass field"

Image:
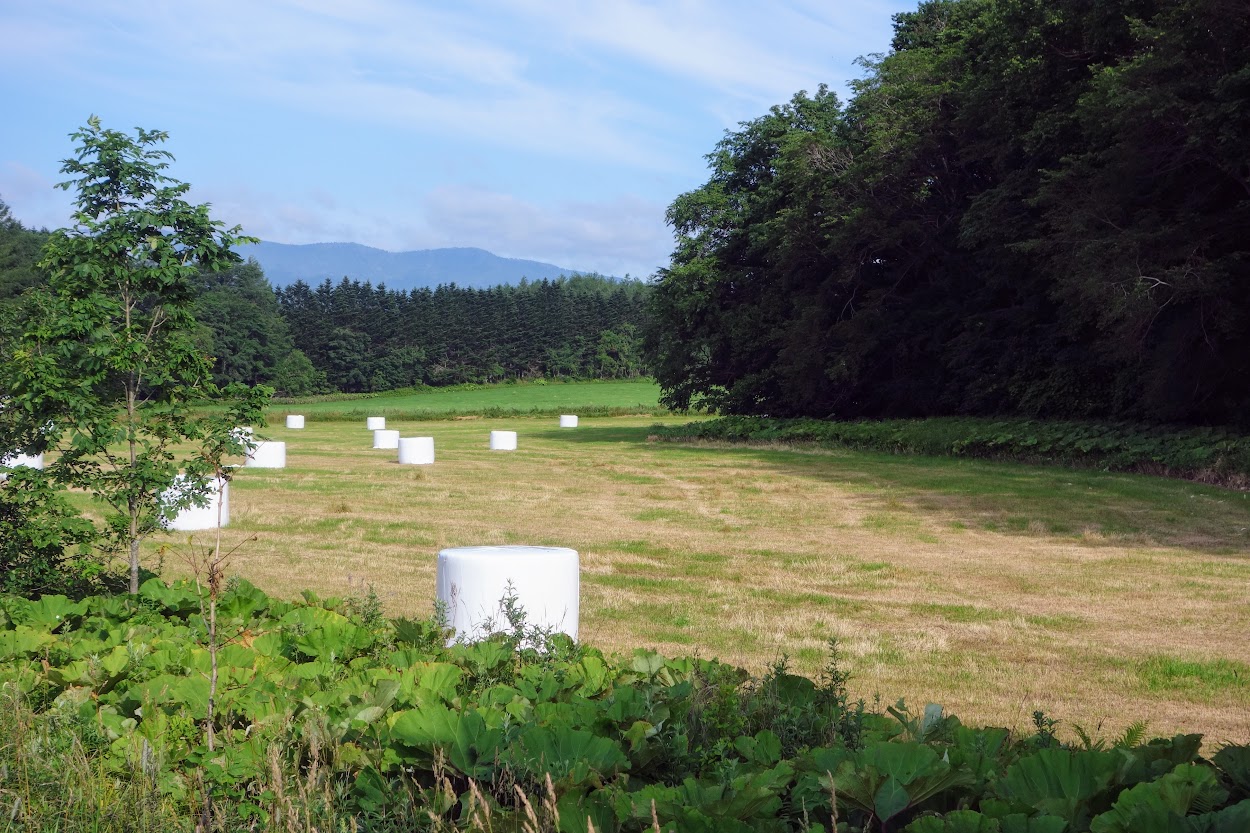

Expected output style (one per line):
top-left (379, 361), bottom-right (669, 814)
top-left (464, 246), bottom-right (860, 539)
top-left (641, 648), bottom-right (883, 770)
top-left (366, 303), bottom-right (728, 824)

top-left (149, 414), bottom-right (1250, 743)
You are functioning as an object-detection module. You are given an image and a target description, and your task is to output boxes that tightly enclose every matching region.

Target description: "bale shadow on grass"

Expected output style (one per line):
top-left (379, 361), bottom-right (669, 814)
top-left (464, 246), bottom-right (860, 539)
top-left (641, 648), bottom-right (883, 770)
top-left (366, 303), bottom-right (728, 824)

top-left (530, 424), bottom-right (659, 445)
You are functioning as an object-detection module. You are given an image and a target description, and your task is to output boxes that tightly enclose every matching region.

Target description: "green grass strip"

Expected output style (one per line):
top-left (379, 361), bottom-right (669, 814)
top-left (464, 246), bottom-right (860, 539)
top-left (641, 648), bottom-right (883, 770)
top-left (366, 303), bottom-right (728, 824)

top-left (652, 415), bottom-right (1250, 488)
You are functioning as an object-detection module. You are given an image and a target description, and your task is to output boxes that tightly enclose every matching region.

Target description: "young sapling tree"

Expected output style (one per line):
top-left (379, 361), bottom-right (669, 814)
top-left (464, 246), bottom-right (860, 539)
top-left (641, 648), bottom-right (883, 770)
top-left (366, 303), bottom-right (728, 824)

top-left (0, 117), bottom-right (270, 593)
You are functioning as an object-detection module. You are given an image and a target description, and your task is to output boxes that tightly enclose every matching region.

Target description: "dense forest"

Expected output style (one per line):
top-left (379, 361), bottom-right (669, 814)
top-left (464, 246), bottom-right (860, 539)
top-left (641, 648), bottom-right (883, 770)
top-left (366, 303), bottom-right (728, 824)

top-left (645, 0), bottom-right (1250, 428)
top-left (1, 206), bottom-right (649, 396)
top-left (275, 273), bottom-right (649, 392)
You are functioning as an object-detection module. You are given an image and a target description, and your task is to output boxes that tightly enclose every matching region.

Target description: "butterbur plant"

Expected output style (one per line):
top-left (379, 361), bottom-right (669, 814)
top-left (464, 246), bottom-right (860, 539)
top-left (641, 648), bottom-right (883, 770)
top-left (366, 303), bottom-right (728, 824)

top-left (4, 579), bottom-right (1250, 831)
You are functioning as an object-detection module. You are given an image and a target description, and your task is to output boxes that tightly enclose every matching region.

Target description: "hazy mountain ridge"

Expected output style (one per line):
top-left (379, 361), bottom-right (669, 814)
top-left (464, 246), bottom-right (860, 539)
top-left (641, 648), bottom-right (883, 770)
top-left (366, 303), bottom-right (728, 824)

top-left (239, 240), bottom-right (588, 291)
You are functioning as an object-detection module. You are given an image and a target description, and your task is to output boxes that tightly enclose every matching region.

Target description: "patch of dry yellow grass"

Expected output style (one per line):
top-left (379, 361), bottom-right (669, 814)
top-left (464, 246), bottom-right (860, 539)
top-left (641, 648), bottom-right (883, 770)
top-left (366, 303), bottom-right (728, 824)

top-left (146, 416), bottom-right (1250, 742)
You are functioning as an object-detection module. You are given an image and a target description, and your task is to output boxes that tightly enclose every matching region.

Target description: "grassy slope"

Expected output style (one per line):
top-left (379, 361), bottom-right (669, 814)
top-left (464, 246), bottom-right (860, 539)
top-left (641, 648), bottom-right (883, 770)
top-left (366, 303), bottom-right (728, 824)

top-left (138, 394), bottom-right (1250, 742)
top-left (272, 379), bottom-right (663, 418)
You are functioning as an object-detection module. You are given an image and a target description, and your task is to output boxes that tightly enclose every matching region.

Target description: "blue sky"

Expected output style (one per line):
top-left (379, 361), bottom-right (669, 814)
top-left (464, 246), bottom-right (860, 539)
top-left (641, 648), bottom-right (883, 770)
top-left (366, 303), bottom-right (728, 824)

top-left (1, 0), bottom-right (916, 278)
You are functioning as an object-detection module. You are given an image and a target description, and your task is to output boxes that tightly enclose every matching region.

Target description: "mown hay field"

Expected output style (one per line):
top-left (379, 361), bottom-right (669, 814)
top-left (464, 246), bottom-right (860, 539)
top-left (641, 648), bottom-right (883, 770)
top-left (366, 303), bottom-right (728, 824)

top-left (151, 403), bottom-right (1250, 742)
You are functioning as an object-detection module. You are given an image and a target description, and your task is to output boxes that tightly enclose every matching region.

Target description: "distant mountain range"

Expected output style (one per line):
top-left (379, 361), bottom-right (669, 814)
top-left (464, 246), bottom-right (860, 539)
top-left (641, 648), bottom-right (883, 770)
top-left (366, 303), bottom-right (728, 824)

top-left (237, 241), bottom-right (588, 291)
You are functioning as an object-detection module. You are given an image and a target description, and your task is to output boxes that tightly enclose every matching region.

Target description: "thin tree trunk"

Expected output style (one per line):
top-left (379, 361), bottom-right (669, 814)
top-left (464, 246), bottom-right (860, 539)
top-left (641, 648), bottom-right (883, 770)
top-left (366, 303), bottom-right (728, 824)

top-left (126, 290), bottom-right (141, 594)
top-left (129, 533), bottom-right (140, 594)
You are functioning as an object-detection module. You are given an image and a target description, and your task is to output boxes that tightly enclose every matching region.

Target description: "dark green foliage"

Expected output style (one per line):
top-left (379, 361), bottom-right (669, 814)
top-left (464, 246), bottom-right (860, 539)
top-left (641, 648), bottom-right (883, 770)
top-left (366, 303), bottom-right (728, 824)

top-left (0, 196), bottom-right (49, 363)
top-left (193, 259), bottom-right (325, 396)
top-left (647, 0), bottom-right (1250, 428)
top-left (2, 580), bottom-right (1247, 832)
top-left (0, 197), bottom-right (46, 298)
top-left (276, 273), bottom-right (651, 392)
top-left (0, 468), bottom-right (103, 597)
top-left (653, 416), bottom-right (1250, 486)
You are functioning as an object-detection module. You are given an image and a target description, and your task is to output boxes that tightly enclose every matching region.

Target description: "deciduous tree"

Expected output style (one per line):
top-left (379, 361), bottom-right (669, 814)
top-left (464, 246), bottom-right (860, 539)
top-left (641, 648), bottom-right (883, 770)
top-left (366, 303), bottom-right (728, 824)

top-left (0, 117), bottom-right (270, 593)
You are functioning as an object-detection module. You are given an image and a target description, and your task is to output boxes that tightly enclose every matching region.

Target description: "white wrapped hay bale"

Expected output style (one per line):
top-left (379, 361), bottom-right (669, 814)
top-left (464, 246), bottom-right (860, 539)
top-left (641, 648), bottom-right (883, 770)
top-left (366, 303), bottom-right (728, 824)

top-left (436, 546), bottom-right (579, 642)
top-left (165, 475), bottom-right (230, 531)
top-left (559, 414), bottom-right (579, 428)
top-left (286, 415), bottom-right (305, 429)
top-left (366, 416), bottom-right (386, 430)
top-left (398, 437), bottom-right (434, 465)
top-left (373, 429), bottom-right (400, 449)
top-left (489, 430), bottom-right (517, 451)
top-left (0, 452), bottom-right (44, 482)
top-left (245, 441), bottom-right (286, 468)
top-left (1, 452), bottom-right (43, 470)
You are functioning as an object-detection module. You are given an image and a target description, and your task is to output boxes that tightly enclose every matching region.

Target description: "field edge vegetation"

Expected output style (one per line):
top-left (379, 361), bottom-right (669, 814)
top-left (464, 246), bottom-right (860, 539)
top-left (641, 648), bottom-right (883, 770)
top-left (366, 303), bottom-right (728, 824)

top-left (652, 416), bottom-right (1250, 489)
top-left (3, 579), bottom-right (1249, 832)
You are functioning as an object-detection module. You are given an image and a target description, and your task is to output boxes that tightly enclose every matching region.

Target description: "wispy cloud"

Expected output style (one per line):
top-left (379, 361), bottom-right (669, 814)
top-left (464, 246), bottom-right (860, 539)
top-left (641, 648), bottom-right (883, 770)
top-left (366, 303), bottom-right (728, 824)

top-left (511, 1), bottom-right (824, 100)
top-left (3, 0), bottom-right (678, 171)
top-left (0, 163), bottom-right (70, 231)
top-left (195, 181), bottom-right (671, 278)
top-left (421, 185), bottom-right (671, 277)
top-left (1, 0), bottom-right (912, 274)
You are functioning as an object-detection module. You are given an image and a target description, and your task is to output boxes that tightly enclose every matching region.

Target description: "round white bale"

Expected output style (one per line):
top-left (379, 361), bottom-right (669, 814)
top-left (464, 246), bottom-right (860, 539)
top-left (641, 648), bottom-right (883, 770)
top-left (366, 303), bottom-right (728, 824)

top-left (436, 546), bottom-right (579, 643)
top-left (245, 440), bottom-right (286, 468)
top-left (398, 436), bottom-right (435, 465)
top-left (165, 476), bottom-right (230, 531)
top-left (286, 415), bottom-right (305, 429)
top-left (373, 429), bottom-right (400, 449)
top-left (366, 416), bottom-right (386, 430)
top-left (1, 452), bottom-right (44, 470)
top-left (559, 414), bottom-right (579, 428)
top-left (0, 452), bottom-right (44, 482)
top-left (489, 430), bottom-right (518, 451)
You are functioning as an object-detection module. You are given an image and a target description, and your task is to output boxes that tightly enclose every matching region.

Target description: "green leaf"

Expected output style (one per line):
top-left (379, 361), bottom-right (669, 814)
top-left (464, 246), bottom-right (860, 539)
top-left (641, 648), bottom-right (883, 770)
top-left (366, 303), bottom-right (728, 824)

top-left (1089, 764), bottom-right (1229, 833)
top-left (836, 741), bottom-right (974, 825)
top-left (390, 703), bottom-right (459, 750)
top-left (1000, 815), bottom-right (1068, 833)
top-left (0, 626), bottom-right (56, 659)
top-left (876, 777), bottom-right (913, 823)
top-left (281, 606), bottom-right (374, 661)
top-left (410, 662), bottom-right (463, 703)
top-left (1213, 746), bottom-right (1250, 797)
top-left (631, 650), bottom-right (666, 677)
top-left (905, 810), bottom-right (1003, 832)
top-left (506, 724), bottom-right (630, 784)
top-left (1000, 748), bottom-right (1121, 825)
top-left (734, 730), bottom-right (782, 766)
top-left (573, 653), bottom-right (612, 696)
top-left (11, 595), bottom-right (87, 630)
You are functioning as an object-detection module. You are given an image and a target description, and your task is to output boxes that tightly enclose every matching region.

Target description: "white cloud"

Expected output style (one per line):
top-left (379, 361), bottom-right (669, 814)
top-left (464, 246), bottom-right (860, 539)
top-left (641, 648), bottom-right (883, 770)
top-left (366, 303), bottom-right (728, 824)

top-left (0, 163), bottom-right (71, 230)
top-left (509, 0), bottom-right (821, 102)
top-left (194, 181), bottom-right (671, 278)
top-left (1, 0), bottom-right (913, 268)
top-left (2, 0), bottom-right (677, 171)
top-left (421, 185), bottom-right (671, 277)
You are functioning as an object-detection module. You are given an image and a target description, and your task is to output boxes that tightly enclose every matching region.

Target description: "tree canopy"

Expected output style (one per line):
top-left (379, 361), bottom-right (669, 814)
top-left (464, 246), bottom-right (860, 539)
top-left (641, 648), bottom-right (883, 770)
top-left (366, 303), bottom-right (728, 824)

top-left (646, 0), bottom-right (1250, 427)
top-left (276, 274), bottom-right (650, 392)
top-left (193, 259), bottom-right (323, 396)
top-left (0, 197), bottom-right (50, 363)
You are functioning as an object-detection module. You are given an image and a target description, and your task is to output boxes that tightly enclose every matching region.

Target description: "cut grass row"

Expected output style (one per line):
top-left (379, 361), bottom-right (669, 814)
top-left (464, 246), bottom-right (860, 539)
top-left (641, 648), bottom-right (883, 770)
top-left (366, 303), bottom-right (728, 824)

top-left (141, 414), bottom-right (1250, 742)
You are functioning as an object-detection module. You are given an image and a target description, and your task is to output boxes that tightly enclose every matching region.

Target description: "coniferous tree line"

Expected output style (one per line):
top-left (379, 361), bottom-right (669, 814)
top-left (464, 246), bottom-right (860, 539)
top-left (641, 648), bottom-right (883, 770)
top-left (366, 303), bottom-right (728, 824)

top-left (274, 274), bottom-right (650, 393)
top-left (646, 0), bottom-right (1250, 428)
